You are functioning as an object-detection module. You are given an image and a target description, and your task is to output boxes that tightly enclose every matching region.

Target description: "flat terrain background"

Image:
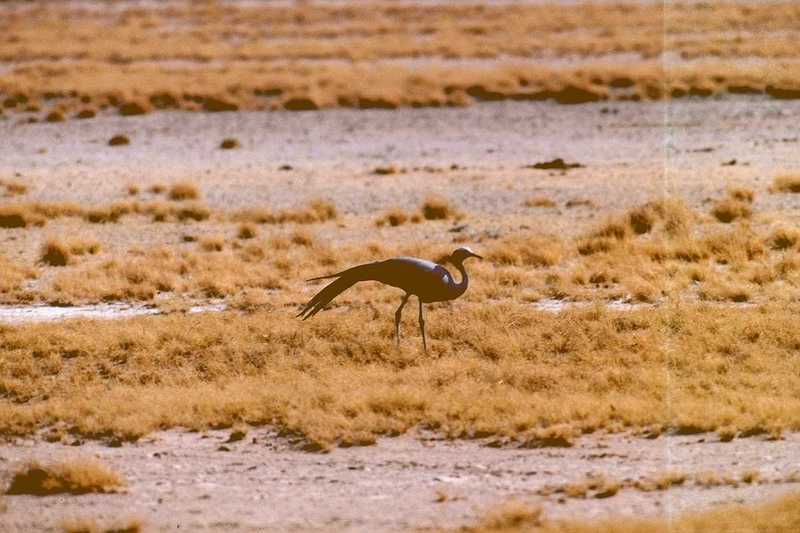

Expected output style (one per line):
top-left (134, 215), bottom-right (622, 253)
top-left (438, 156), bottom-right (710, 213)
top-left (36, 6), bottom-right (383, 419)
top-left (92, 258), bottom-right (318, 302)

top-left (2, 1), bottom-right (800, 532)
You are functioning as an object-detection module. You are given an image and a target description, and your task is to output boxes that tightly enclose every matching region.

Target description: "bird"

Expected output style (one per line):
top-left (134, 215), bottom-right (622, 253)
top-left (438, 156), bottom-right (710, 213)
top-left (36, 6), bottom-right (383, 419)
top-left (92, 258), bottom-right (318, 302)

top-left (297, 246), bottom-right (482, 352)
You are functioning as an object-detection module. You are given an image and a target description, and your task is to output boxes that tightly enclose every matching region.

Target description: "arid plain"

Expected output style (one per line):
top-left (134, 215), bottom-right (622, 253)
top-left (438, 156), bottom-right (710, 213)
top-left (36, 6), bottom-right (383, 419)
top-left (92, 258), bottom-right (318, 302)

top-left (2, 1), bottom-right (800, 532)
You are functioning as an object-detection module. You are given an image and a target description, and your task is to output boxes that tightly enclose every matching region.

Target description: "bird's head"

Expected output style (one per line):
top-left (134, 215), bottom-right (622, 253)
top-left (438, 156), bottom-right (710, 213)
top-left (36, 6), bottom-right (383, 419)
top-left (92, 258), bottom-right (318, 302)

top-left (449, 246), bottom-right (482, 264)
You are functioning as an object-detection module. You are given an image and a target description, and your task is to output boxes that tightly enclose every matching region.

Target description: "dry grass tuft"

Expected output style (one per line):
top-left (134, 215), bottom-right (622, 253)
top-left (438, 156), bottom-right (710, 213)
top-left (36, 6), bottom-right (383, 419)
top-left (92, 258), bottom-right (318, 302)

top-left (125, 184), bottom-right (140, 196)
top-left (84, 202), bottom-right (132, 224)
top-left (373, 165), bottom-right (400, 175)
top-left (66, 236), bottom-right (102, 256)
top-left (0, 179), bottom-right (28, 197)
top-left (768, 226), bottom-right (799, 250)
top-left (476, 501), bottom-right (543, 531)
top-left (6, 459), bottom-right (125, 496)
top-left (199, 234), bottom-right (225, 252)
top-left (376, 208), bottom-right (410, 227)
top-left (107, 135), bottom-right (129, 147)
top-left (168, 181), bottom-right (201, 201)
top-left (711, 198), bottom-right (752, 223)
top-left (728, 186), bottom-right (755, 203)
top-left (40, 238), bottom-right (72, 266)
top-left (232, 199), bottom-right (337, 225)
top-left (237, 223), bottom-right (258, 240)
top-left (525, 196), bottom-right (557, 208)
top-left (698, 278), bottom-right (751, 302)
top-left (565, 198), bottom-right (596, 208)
top-left (421, 196), bottom-right (456, 221)
top-left (487, 234), bottom-right (563, 267)
top-left (60, 517), bottom-right (142, 533)
top-left (771, 174), bottom-right (800, 193)
top-left (220, 138), bottom-right (240, 150)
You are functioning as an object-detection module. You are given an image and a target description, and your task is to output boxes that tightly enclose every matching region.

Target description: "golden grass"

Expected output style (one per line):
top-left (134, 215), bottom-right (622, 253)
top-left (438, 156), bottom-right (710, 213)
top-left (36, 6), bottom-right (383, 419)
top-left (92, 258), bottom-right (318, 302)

top-left (237, 222), bottom-right (259, 240)
top-left (376, 208), bottom-right (412, 227)
top-left (0, 254), bottom-right (36, 299)
top-left (728, 186), bottom-right (755, 203)
top-left (421, 196), bottom-right (457, 221)
top-left (525, 197), bottom-right (557, 209)
top-left (772, 174), bottom-right (800, 193)
top-left (37, 241), bottom-right (65, 268)
top-left (199, 234), bottom-right (225, 252)
top-left (711, 198), bottom-right (752, 223)
top-left (0, 179), bottom-right (27, 197)
top-left (231, 199), bottom-right (338, 225)
top-left (2, 3), bottom-right (800, 115)
top-left (2, 195), bottom-right (795, 308)
top-left (60, 517), bottom-right (142, 533)
top-left (6, 458), bottom-right (125, 496)
top-left (2, 301), bottom-right (800, 446)
top-left (0, 200), bottom-right (213, 226)
top-left (168, 181), bottom-right (201, 201)
top-left (469, 491), bottom-right (800, 532)
top-left (39, 237), bottom-right (101, 267)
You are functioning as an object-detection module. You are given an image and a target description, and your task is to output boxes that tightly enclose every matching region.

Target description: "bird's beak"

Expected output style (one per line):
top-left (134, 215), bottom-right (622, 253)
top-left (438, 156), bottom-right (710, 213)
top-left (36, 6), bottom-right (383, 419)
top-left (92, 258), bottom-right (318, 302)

top-left (471, 252), bottom-right (483, 259)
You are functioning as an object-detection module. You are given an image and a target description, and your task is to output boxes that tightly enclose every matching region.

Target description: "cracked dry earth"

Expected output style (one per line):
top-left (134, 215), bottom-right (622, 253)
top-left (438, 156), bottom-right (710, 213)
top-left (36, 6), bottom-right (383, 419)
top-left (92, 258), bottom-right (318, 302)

top-left (2, 430), bottom-right (800, 531)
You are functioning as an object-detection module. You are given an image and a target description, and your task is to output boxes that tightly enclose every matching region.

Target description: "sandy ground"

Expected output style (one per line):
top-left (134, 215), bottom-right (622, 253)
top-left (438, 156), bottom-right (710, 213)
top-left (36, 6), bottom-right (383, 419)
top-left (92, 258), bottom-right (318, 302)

top-left (2, 429), bottom-right (800, 532)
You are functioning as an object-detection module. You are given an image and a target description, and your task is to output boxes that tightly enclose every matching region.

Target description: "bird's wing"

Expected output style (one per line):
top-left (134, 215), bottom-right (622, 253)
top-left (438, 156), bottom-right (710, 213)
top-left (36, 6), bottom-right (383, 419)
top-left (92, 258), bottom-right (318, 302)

top-left (297, 262), bottom-right (381, 320)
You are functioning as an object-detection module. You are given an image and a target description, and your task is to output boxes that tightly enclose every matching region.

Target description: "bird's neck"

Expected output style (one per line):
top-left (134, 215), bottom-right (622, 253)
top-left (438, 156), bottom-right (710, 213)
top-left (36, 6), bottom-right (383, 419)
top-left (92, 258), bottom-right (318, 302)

top-left (450, 261), bottom-right (469, 298)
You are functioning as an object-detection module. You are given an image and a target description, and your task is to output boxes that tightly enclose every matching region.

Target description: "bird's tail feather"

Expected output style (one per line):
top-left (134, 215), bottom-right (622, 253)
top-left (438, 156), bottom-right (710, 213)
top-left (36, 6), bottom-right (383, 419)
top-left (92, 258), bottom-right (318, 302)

top-left (298, 263), bottom-right (377, 319)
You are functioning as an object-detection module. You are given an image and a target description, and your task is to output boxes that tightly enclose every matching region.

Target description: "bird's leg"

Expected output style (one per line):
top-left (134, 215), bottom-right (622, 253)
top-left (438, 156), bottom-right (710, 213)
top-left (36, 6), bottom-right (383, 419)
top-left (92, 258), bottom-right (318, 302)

top-left (418, 297), bottom-right (427, 353)
top-left (395, 294), bottom-right (410, 348)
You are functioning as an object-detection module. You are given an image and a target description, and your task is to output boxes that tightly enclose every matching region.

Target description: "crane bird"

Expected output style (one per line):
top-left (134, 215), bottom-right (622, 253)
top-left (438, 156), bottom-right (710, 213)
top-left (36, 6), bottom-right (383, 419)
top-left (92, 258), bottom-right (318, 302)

top-left (298, 247), bottom-right (482, 352)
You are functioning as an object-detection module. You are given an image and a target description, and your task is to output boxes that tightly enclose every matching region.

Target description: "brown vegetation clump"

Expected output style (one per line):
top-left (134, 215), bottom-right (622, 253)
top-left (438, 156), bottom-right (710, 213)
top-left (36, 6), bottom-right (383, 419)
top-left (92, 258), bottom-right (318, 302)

top-left (711, 198), bottom-right (752, 223)
top-left (372, 165), bottom-right (396, 175)
top-left (476, 501), bottom-right (543, 531)
top-left (6, 459), bottom-right (125, 496)
top-left (220, 138), bottom-right (240, 150)
top-left (108, 135), bottom-right (129, 147)
top-left (199, 234), bottom-right (225, 252)
top-left (168, 181), bottom-right (201, 201)
top-left (565, 198), bottom-right (596, 209)
top-left (0, 204), bottom-right (42, 228)
top-left (60, 517), bottom-right (142, 533)
top-left (232, 199), bottom-right (337, 225)
top-left (421, 196), bottom-right (456, 221)
top-left (84, 202), bottom-right (132, 224)
top-left (0, 253), bottom-right (36, 297)
top-left (728, 186), bottom-right (755, 203)
top-left (767, 226), bottom-right (799, 250)
top-left (45, 111), bottom-right (65, 123)
top-left (143, 200), bottom-right (212, 223)
top-left (237, 222), bottom-right (258, 240)
top-left (40, 238), bottom-right (72, 266)
top-left (66, 235), bottom-right (101, 256)
top-left (0, 179), bottom-right (28, 196)
top-left (376, 208), bottom-right (410, 227)
top-left (75, 108), bottom-right (96, 120)
top-left (771, 174), bottom-right (800, 193)
top-left (487, 234), bottom-right (563, 267)
top-left (524, 196), bottom-right (557, 208)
